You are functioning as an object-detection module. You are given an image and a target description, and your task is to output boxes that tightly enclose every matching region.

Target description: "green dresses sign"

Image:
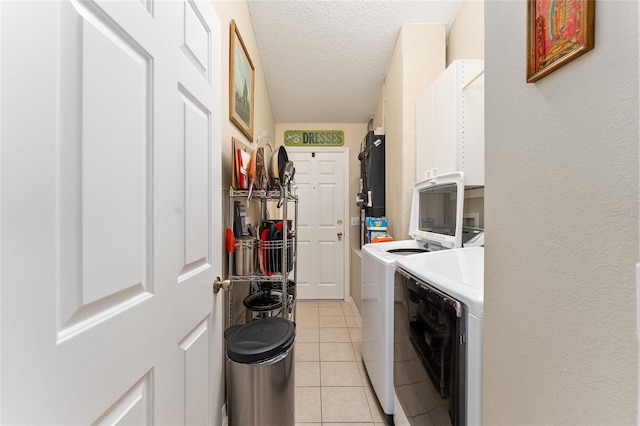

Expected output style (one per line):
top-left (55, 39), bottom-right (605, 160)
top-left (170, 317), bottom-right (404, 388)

top-left (284, 130), bottom-right (344, 146)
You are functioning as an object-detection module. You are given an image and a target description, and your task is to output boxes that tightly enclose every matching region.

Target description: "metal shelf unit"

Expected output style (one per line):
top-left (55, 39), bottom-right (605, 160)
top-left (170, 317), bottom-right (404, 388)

top-left (227, 186), bottom-right (298, 323)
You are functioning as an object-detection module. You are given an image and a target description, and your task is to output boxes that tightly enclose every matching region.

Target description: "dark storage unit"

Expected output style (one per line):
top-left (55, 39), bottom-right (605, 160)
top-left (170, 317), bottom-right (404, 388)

top-left (357, 131), bottom-right (385, 217)
top-left (364, 131), bottom-right (385, 217)
top-left (357, 130), bottom-right (385, 246)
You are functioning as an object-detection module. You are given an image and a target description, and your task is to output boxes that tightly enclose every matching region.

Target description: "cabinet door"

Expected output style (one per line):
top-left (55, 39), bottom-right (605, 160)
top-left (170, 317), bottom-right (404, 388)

top-left (416, 64), bottom-right (457, 181)
top-left (432, 63), bottom-right (459, 177)
top-left (415, 60), bottom-right (485, 186)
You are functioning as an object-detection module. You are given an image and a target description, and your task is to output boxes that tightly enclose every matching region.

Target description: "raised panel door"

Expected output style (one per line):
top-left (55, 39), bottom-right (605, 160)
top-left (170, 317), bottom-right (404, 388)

top-left (0, 1), bottom-right (222, 423)
top-left (288, 150), bottom-right (347, 299)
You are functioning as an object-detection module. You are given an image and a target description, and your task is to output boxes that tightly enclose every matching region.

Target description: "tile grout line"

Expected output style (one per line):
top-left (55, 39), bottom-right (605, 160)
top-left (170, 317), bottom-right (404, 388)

top-left (296, 300), bottom-right (382, 424)
top-left (318, 348), bottom-right (323, 423)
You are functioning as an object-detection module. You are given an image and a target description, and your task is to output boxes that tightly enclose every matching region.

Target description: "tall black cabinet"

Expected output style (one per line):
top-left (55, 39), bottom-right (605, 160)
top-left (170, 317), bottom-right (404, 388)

top-left (357, 130), bottom-right (385, 246)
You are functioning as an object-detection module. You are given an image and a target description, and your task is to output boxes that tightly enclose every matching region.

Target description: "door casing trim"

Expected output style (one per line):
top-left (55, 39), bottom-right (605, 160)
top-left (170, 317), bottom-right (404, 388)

top-left (287, 147), bottom-right (350, 300)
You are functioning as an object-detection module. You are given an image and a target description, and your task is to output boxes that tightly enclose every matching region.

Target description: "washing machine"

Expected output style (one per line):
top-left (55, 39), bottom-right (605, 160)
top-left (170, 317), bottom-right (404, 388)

top-left (393, 247), bottom-right (484, 426)
top-left (361, 239), bottom-right (428, 423)
top-left (361, 172), bottom-right (483, 423)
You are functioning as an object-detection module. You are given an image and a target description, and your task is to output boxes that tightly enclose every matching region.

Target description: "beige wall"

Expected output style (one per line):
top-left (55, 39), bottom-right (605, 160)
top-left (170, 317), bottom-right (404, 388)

top-left (210, 2), bottom-right (276, 422)
top-left (447, 0), bottom-right (484, 65)
top-left (212, 0), bottom-right (276, 222)
top-left (211, 1), bottom-right (275, 275)
top-left (373, 24), bottom-right (446, 241)
top-left (484, 1), bottom-right (638, 424)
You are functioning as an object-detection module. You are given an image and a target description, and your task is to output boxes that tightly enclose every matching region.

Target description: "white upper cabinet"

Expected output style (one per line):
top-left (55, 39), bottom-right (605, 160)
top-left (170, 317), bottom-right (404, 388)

top-left (416, 60), bottom-right (485, 186)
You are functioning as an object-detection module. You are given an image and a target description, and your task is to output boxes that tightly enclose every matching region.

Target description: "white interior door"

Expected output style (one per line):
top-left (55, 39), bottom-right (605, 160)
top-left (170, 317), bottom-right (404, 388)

top-left (288, 149), bottom-right (349, 300)
top-left (0, 1), bottom-right (223, 424)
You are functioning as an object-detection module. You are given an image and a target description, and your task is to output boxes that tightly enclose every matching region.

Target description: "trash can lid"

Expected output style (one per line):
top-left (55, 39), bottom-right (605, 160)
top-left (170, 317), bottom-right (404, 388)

top-left (226, 317), bottom-right (296, 364)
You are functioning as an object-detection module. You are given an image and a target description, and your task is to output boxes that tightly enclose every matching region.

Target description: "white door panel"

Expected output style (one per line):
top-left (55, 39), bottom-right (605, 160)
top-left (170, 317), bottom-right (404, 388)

top-left (56, 0), bottom-right (155, 340)
top-left (179, 317), bottom-right (211, 426)
top-left (0, 1), bottom-right (222, 424)
top-left (288, 150), bottom-right (348, 299)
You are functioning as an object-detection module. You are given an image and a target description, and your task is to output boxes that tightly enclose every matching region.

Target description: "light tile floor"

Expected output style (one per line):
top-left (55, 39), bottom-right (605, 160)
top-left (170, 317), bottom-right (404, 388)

top-left (294, 300), bottom-right (390, 426)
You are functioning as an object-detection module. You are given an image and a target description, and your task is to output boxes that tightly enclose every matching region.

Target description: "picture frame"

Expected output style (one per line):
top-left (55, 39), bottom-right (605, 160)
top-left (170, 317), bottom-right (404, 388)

top-left (526, 0), bottom-right (595, 83)
top-left (229, 20), bottom-right (255, 140)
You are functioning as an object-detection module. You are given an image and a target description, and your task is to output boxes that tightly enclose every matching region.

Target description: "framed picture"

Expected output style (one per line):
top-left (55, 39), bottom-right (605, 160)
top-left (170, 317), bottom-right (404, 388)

top-left (229, 20), bottom-right (255, 140)
top-left (527, 0), bottom-right (595, 83)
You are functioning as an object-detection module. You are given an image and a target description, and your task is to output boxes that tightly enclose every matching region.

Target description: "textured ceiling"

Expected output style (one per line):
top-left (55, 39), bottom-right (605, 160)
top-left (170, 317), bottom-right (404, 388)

top-left (247, 0), bottom-right (464, 123)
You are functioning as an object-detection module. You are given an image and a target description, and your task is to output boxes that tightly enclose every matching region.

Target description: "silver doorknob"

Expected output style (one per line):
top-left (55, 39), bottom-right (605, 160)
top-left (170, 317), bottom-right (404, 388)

top-left (337, 232), bottom-right (343, 239)
top-left (213, 277), bottom-right (231, 294)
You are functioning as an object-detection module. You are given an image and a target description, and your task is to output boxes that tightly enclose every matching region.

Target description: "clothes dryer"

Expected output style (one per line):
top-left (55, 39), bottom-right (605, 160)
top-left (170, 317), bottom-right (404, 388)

top-left (393, 247), bottom-right (484, 426)
top-left (361, 172), bottom-right (483, 422)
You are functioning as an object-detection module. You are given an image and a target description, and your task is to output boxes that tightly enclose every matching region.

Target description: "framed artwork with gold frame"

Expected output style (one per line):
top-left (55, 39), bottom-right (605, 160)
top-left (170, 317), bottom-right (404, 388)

top-left (527, 0), bottom-right (595, 83)
top-left (229, 20), bottom-right (255, 140)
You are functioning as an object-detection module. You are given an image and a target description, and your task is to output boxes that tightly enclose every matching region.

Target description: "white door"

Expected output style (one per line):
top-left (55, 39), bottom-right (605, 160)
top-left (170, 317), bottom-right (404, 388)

top-left (288, 149), bottom-right (349, 299)
top-left (0, 1), bottom-right (223, 424)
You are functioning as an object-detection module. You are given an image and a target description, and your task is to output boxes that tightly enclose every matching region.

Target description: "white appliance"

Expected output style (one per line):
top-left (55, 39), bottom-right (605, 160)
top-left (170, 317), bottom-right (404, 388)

top-left (361, 239), bottom-right (428, 422)
top-left (393, 247), bottom-right (484, 426)
top-left (361, 172), bottom-right (483, 422)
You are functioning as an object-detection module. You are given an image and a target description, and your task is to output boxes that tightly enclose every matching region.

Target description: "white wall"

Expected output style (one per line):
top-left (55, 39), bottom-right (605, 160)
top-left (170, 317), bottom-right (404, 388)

top-left (483, 1), bottom-right (639, 424)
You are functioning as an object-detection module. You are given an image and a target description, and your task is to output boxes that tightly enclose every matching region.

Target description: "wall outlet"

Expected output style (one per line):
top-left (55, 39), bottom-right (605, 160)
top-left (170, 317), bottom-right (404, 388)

top-left (350, 217), bottom-right (359, 227)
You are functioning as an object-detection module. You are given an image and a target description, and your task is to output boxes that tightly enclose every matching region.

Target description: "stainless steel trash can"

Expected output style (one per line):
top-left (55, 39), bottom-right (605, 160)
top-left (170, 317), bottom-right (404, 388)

top-left (225, 317), bottom-right (296, 426)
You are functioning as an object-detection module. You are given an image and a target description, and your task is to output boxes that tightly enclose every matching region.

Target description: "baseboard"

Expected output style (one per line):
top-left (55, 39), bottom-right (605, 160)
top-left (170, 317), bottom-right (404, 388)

top-left (343, 297), bottom-right (362, 326)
